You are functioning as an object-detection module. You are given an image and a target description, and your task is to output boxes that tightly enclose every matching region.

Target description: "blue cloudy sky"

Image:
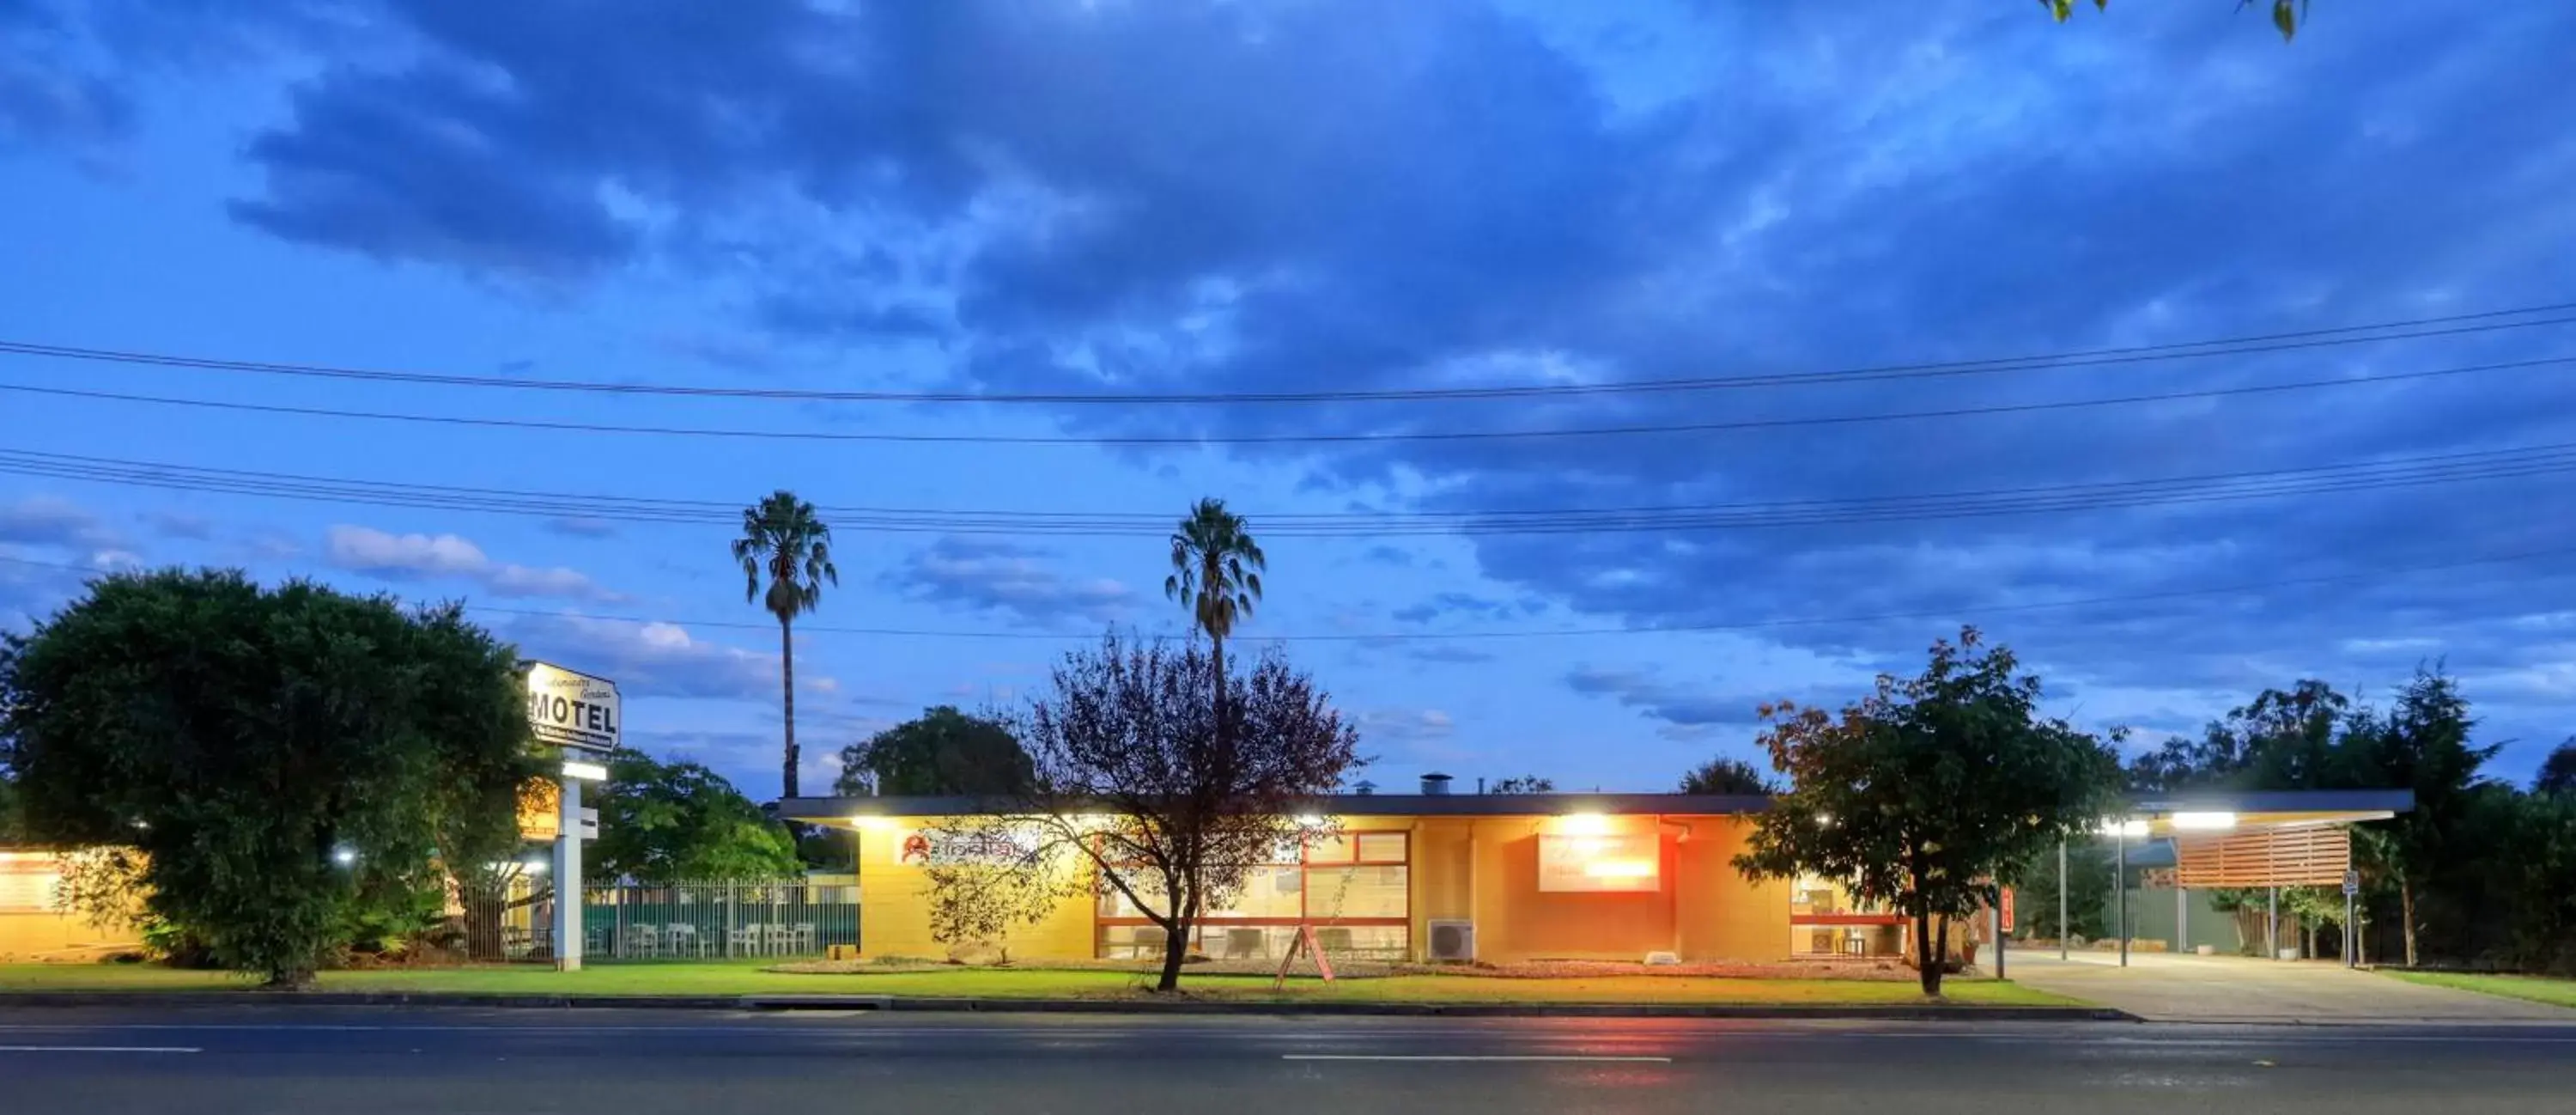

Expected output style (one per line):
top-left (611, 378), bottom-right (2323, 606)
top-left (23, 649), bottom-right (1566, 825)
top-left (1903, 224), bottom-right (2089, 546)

top-left (4, 0), bottom-right (2574, 800)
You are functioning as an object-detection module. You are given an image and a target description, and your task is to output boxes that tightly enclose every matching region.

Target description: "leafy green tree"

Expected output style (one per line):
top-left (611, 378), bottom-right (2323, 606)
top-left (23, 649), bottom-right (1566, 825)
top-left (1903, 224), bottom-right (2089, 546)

top-left (2010, 840), bottom-right (2112, 942)
top-left (1486, 776), bottom-right (1554, 794)
top-left (2504, 790), bottom-right (2576, 974)
top-left (2536, 740), bottom-right (2576, 797)
top-left (2044, 0), bottom-right (2307, 41)
top-left (1680, 756), bottom-right (1776, 795)
top-left (1165, 497), bottom-right (1266, 733)
top-left (2337, 667), bottom-right (2498, 967)
top-left (0, 570), bottom-right (536, 985)
top-left (1734, 628), bottom-right (2124, 996)
top-left (2128, 680), bottom-right (2353, 793)
top-left (835, 707), bottom-right (1035, 796)
top-left (733, 490), bottom-right (839, 800)
top-left (588, 752), bottom-right (802, 884)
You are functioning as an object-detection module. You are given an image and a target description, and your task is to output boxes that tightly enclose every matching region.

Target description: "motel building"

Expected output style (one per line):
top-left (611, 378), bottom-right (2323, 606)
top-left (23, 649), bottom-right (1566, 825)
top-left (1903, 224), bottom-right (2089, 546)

top-left (777, 776), bottom-right (2414, 966)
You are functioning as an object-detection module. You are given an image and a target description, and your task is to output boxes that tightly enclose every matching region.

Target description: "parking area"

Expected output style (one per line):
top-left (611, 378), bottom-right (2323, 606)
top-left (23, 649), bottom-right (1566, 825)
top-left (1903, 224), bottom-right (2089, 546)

top-left (2003, 949), bottom-right (2576, 1023)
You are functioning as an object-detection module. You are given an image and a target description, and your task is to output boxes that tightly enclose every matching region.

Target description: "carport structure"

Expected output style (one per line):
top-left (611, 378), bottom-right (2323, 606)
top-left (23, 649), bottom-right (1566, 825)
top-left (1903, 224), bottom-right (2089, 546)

top-left (2059, 789), bottom-right (2413, 968)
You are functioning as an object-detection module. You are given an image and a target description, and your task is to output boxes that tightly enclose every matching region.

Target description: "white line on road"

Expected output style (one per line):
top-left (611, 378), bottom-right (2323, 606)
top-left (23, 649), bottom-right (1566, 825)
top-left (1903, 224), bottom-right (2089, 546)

top-left (0, 1045), bottom-right (202, 1054)
top-left (1282, 1054), bottom-right (1673, 1063)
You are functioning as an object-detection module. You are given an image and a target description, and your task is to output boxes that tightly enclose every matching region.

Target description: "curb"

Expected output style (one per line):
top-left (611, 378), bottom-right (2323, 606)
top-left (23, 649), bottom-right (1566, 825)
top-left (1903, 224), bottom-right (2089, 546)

top-left (0, 990), bottom-right (2131, 1021)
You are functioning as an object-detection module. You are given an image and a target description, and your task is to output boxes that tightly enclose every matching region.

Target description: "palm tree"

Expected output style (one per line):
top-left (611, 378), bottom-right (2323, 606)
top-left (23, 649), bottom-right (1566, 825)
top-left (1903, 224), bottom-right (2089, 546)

top-left (733, 490), bottom-right (838, 800)
top-left (1164, 497), bottom-right (1266, 734)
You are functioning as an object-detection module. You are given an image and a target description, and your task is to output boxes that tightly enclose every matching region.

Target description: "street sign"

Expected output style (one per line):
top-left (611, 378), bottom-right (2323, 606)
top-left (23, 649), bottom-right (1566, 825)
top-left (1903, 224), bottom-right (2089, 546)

top-left (578, 807), bottom-right (599, 842)
top-left (2342, 869), bottom-right (2360, 897)
top-left (2000, 887), bottom-right (2017, 934)
top-left (523, 662), bottom-right (620, 753)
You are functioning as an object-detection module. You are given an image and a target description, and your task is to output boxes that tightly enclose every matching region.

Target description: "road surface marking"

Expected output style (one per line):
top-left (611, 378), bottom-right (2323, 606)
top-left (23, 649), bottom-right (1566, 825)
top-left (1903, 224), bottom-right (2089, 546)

top-left (1282, 1054), bottom-right (1672, 1063)
top-left (0, 1045), bottom-right (202, 1053)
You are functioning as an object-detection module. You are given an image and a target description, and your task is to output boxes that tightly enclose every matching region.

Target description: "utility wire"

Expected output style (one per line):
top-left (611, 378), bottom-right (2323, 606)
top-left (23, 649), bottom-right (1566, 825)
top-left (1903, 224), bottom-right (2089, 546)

top-left (1, 356), bottom-right (2564, 445)
top-left (6, 442), bottom-right (2576, 536)
top-left (6, 543), bottom-right (2571, 642)
top-left (2, 302), bottom-right (2570, 405)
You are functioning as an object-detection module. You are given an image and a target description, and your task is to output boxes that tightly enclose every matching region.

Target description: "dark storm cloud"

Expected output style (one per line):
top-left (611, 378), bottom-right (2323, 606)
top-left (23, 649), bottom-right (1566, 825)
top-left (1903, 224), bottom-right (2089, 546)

top-left (43, 1), bottom-right (2576, 772)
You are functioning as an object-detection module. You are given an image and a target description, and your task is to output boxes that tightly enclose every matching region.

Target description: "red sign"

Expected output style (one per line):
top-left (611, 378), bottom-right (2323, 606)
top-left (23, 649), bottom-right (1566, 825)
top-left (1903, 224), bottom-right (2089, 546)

top-left (2000, 887), bottom-right (2017, 934)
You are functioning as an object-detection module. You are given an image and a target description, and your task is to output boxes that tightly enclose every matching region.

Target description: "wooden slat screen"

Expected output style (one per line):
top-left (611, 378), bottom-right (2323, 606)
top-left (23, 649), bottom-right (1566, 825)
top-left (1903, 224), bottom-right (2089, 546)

top-left (2174, 826), bottom-right (2351, 887)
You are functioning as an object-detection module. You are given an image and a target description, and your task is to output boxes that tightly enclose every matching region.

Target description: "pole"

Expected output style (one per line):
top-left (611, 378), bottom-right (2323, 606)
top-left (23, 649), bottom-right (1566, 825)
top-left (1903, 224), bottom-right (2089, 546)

top-left (2116, 830), bottom-right (2129, 968)
top-left (1990, 891), bottom-right (2006, 978)
top-left (2177, 881), bottom-right (2189, 957)
top-left (553, 776), bottom-right (582, 972)
top-left (2057, 838), bottom-right (2069, 960)
top-left (2345, 888), bottom-right (2358, 968)
top-left (2267, 886), bottom-right (2280, 960)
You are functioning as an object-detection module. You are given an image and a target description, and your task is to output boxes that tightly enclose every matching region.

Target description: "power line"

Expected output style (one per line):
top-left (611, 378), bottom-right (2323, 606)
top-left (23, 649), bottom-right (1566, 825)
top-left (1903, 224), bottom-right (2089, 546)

top-left (7, 543), bottom-right (2570, 641)
top-left (6, 441), bottom-right (2576, 535)
top-left (3, 302), bottom-right (2570, 405)
top-left (2, 356), bottom-right (2564, 446)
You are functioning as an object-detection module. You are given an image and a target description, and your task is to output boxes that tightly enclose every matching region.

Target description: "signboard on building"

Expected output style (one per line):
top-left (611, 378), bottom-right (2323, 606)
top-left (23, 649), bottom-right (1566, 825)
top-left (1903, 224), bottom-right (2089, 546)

top-left (523, 662), bottom-right (620, 753)
top-left (0, 853), bottom-right (61, 911)
top-left (1536, 833), bottom-right (1660, 893)
top-left (899, 826), bottom-right (1044, 867)
top-left (518, 779), bottom-right (561, 841)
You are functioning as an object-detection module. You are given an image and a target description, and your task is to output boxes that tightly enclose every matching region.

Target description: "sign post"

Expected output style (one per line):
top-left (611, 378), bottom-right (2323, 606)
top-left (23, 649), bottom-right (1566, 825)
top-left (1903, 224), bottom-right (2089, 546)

top-left (2342, 868), bottom-right (2360, 969)
top-left (525, 662), bottom-right (619, 972)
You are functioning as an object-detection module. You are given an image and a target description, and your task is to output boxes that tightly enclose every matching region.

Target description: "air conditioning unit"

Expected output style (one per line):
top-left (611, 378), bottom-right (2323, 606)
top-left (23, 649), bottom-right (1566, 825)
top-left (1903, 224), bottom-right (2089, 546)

top-left (1426, 919), bottom-right (1474, 963)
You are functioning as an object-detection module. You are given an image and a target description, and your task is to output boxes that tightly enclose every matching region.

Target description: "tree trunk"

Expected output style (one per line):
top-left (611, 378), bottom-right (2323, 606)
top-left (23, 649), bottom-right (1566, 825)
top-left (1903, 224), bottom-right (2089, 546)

top-left (1210, 635), bottom-right (1226, 747)
top-left (781, 618), bottom-right (799, 801)
top-left (2399, 878), bottom-right (2418, 968)
top-left (265, 966), bottom-right (315, 990)
top-left (1913, 911), bottom-right (1938, 996)
top-left (1929, 917), bottom-right (1950, 998)
top-left (1156, 883), bottom-right (1200, 993)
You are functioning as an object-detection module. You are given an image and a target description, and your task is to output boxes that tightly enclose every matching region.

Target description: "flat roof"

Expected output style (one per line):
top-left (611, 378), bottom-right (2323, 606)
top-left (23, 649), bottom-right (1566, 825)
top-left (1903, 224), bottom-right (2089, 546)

top-left (775, 788), bottom-right (2413, 824)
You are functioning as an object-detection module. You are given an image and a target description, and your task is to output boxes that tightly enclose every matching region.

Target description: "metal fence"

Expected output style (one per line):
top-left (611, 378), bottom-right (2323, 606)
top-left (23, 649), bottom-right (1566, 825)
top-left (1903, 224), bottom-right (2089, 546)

top-left (459, 877), bottom-right (859, 963)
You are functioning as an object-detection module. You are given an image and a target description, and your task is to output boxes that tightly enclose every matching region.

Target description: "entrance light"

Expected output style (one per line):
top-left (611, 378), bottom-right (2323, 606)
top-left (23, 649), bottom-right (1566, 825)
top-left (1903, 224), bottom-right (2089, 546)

top-left (2171, 811), bottom-right (2238, 831)
top-left (2097, 819), bottom-right (2149, 838)
top-left (1556, 813), bottom-right (1612, 837)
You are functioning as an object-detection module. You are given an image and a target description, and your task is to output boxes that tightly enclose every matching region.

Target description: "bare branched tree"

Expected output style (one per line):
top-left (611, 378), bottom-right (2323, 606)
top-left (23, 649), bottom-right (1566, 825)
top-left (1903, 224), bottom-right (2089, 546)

top-left (921, 635), bottom-right (1360, 991)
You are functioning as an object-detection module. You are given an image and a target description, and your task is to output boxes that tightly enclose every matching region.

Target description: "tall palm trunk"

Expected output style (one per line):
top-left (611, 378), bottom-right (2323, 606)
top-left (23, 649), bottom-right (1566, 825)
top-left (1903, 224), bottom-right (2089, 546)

top-left (1210, 635), bottom-right (1225, 746)
top-left (780, 617), bottom-right (799, 800)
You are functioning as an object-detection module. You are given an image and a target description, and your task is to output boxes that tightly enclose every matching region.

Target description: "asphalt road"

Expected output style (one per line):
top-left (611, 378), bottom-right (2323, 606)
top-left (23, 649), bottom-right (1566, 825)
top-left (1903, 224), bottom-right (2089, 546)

top-left (2, 1007), bottom-right (2573, 1113)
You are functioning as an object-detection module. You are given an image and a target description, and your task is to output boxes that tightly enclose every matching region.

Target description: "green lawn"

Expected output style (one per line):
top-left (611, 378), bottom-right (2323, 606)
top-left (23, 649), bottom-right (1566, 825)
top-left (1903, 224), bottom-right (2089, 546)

top-left (0, 961), bottom-right (2076, 1008)
top-left (2385, 971), bottom-right (2576, 1010)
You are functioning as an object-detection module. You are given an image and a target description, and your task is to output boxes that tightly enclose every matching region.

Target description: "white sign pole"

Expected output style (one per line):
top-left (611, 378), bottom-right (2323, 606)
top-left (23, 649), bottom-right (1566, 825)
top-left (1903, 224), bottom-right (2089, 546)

top-left (555, 775), bottom-right (582, 972)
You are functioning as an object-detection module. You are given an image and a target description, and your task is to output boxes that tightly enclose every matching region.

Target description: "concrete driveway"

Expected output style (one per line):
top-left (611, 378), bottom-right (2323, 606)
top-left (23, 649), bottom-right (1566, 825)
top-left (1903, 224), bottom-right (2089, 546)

top-left (2002, 950), bottom-right (2576, 1023)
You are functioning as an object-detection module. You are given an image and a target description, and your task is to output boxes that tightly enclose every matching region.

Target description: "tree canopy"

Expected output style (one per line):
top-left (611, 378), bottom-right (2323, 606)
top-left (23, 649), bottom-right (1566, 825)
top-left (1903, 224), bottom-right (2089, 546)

top-left (1486, 775), bottom-right (1554, 795)
top-left (0, 570), bottom-right (538, 984)
top-left (835, 706), bottom-right (1034, 797)
top-left (1733, 628), bottom-right (2123, 995)
top-left (2045, 0), bottom-right (2306, 41)
top-left (587, 752), bottom-right (803, 884)
top-left (2536, 740), bottom-right (2576, 797)
top-left (1680, 756), bottom-right (1776, 795)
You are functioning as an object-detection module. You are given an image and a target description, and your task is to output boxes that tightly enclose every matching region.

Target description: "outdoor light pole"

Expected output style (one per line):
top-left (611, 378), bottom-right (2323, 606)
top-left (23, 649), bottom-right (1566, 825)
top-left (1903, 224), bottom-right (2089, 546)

top-left (2116, 828), bottom-right (2129, 969)
top-left (2057, 838), bottom-right (2068, 961)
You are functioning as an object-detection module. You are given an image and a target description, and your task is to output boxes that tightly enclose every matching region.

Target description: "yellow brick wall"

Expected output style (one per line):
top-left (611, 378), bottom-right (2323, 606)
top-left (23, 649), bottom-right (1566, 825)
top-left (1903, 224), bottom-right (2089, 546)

top-left (847, 812), bottom-right (1790, 965)
top-left (1674, 816), bottom-right (1790, 961)
top-left (852, 819), bottom-right (1092, 961)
